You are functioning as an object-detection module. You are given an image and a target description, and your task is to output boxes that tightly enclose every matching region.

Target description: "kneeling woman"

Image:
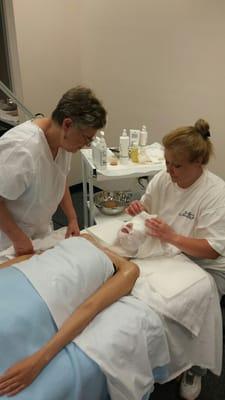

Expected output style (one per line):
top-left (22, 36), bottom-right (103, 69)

top-left (0, 233), bottom-right (139, 398)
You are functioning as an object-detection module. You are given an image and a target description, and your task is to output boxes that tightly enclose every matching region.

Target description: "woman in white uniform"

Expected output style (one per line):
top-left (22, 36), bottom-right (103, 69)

top-left (126, 118), bottom-right (225, 400)
top-left (0, 87), bottom-right (106, 255)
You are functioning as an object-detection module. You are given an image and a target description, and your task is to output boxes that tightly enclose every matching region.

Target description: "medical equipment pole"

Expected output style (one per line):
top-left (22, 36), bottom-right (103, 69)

top-left (0, 80), bottom-right (33, 119)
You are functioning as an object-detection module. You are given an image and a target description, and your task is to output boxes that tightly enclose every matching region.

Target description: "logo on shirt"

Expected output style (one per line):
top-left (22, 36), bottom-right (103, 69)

top-left (178, 210), bottom-right (195, 220)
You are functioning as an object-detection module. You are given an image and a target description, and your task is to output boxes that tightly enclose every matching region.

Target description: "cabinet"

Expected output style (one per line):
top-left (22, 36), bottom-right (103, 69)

top-left (81, 147), bottom-right (165, 227)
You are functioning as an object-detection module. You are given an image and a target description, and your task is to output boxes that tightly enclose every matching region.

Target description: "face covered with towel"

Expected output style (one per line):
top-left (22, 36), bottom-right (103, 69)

top-left (115, 212), bottom-right (178, 258)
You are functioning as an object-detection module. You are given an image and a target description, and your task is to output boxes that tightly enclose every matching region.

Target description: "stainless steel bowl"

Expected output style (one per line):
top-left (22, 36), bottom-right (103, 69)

top-left (94, 191), bottom-right (133, 216)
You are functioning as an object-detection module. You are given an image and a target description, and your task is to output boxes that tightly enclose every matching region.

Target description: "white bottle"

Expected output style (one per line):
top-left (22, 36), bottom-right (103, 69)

top-left (98, 131), bottom-right (107, 169)
top-left (129, 129), bottom-right (140, 147)
top-left (139, 125), bottom-right (148, 146)
top-left (119, 129), bottom-right (129, 164)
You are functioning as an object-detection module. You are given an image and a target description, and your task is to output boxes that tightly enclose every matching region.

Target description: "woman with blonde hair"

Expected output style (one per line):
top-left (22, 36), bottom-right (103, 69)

top-left (126, 119), bottom-right (225, 400)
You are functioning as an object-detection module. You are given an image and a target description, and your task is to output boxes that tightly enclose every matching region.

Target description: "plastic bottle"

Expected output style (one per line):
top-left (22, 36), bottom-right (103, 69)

top-left (130, 142), bottom-right (139, 163)
top-left (139, 125), bottom-right (148, 146)
top-left (119, 129), bottom-right (129, 164)
top-left (98, 131), bottom-right (107, 169)
top-left (91, 136), bottom-right (101, 166)
top-left (129, 129), bottom-right (140, 147)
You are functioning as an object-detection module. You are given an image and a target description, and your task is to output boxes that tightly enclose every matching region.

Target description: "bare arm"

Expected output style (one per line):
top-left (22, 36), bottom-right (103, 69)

top-left (0, 236), bottom-right (139, 396)
top-left (146, 217), bottom-right (219, 259)
top-left (60, 183), bottom-right (80, 236)
top-left (0, 197), bottom-right (34, 255)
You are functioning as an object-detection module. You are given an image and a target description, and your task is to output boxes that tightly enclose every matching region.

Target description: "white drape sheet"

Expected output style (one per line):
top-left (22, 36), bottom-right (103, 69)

top-left (0, 226), bottom-right (222, 399)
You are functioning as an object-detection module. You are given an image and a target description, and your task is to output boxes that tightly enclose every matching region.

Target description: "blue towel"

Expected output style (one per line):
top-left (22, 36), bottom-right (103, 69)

top-left (0, 267), bottom-right (109, 400)
top-left (0, 267), bottom-right (167, 399)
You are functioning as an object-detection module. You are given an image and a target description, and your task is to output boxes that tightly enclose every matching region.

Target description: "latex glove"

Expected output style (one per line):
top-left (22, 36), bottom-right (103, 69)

top-left (125, 200), bottom-right (146, 216)
top-left (13, 233), bottom-right (34, 256)
top-left (0, 352), bottom-right (45, 396)
top-left (65, 218), bottom-right (80, 238)
top-left (145, 217), bottom-right (176, 243)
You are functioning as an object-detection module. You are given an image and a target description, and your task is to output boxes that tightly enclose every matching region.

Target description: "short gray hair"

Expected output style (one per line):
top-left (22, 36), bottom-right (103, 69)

top-left (52, 86), bottom-right (107, 129)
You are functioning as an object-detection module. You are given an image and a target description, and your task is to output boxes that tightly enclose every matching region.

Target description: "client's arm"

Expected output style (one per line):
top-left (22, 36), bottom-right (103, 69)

top-left (0, 235), bottom-right (139, 396)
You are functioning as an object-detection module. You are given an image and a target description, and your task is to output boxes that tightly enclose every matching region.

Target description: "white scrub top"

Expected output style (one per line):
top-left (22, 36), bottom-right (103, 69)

top-left (0, 120), bottom-right (71, 250)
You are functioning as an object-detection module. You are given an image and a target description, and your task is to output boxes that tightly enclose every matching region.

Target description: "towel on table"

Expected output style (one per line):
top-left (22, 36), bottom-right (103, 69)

top-left (87, 220), bottom-right (212, 336)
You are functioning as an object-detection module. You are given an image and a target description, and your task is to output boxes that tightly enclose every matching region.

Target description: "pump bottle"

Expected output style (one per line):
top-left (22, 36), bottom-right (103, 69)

top-left (119, 128), bottom-right (129, 164)
top-left (140, 125), bottom-right (148, 146)
top-left (98, 131), bottom-right (107, 169)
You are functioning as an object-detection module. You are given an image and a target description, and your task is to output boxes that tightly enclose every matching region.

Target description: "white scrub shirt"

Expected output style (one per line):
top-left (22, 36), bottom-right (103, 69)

top-left (0, 120), bottom-right (71, 250)
top-left (141, 169), bottom-right (225, 272)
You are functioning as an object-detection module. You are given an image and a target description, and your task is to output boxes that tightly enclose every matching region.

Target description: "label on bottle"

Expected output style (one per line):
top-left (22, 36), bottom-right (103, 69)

top-left (99, 148), bottom-right (107, 168)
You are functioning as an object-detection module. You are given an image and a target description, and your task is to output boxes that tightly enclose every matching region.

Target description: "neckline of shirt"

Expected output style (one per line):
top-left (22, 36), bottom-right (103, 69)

top-left (172, 168), bottom-right (207, 193)
top-left (28, 120), bottom-right (62, 163)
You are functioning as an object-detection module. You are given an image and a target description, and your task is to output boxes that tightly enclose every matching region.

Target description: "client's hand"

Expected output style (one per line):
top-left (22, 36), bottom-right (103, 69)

top-left (145, 217), bottom-right (176, 243)
top-left (0, 352), bottom-right (45, 396)
top-left (125, 200), bottom-right (145, 216)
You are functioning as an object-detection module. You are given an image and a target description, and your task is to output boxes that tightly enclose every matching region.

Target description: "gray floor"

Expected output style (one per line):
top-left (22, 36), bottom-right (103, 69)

top-left (53, 186), bottom-right (225, 400)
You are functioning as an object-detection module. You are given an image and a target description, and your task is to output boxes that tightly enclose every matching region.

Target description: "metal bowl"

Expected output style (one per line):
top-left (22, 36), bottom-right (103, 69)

top-left (94, 191), bottom-right (133, 216)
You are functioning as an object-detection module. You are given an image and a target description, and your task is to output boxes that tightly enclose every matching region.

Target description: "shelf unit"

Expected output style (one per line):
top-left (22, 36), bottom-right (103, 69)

top-left (81, 148), bottom-right (165, 227)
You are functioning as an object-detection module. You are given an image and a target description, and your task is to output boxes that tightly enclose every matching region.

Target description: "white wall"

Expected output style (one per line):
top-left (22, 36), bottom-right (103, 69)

top-left (8, 0), bottom-right (225, 183)
top-left (79, 0), bottom-right (225, 179)
top-left (10, 0), bottom-right (82, 185)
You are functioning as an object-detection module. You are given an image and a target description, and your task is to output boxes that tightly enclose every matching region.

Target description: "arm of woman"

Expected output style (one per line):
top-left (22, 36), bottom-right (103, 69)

top-left (0, 238), bottom-right (139, 396)
top-left (60, 183), bottom-right (80, 236)
top-left (0, 198), bottom-right (34, 256)
top-left (146, 217), bottom-right (219, 259)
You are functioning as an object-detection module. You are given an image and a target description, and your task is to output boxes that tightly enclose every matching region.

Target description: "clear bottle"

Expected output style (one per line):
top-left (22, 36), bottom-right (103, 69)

top-left (139, 125), bottom-right (148, 146)
top-left (98, 131), bottom-right (107, 169)
top-left (91, 136), bottom-right (101, 166)
top-left (130, 142), bottom-right (139, 163)
top-left (119, 128), bottom-right (129, 164)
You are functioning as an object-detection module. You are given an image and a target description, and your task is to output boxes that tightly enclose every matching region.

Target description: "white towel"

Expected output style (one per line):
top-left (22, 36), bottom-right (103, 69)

top-left (88, 212), bottom-right (179, 258)
top-left (87, 220), bottom-right (212, 336)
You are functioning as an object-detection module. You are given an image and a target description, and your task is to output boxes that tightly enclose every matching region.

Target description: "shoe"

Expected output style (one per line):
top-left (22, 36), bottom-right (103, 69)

top-left (179, 370), bottom-right (202, 400)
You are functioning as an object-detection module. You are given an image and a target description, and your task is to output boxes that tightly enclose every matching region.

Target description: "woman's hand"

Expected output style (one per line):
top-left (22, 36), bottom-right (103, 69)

top-left (0, 352), bottom-right (45, 396)
top-left (125, 200), bottom-right (145, 216)
top-left (65, 218), bottom-right (80, 238)
top-left (13, 234), bottom-right (34, 256)
top-left (145, 217), bottom-right (176, 243)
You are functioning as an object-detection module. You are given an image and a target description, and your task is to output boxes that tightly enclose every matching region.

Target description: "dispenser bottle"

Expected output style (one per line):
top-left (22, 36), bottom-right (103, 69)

top-left (98, 131), bottom-right (107, 169)
top-left (139, 125), bottom-right (148, 146)
top-left (119, 129), bottom-right (129, 164)
top-left (91, 136), bottom-right (101, 166)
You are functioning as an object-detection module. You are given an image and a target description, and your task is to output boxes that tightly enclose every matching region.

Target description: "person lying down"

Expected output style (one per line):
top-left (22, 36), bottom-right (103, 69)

top-left (0, 233), bottom-right (139, 397)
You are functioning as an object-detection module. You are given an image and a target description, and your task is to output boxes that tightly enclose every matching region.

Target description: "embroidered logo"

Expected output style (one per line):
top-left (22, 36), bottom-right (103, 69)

top-left (178, 210), bottom-right (195, 220)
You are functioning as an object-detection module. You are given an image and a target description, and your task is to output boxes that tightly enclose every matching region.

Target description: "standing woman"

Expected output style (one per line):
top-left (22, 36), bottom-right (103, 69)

top-left (0, 87), bottom-right (106, 255)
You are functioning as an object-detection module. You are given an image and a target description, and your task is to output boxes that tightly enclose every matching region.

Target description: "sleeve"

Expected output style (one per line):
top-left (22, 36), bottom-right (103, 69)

top-left (140, 171), bottom-right (163, 213)
top-left (194, 206), bottom-right (225, 256)
top-left (0, 146), bottom-right (34, 200)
